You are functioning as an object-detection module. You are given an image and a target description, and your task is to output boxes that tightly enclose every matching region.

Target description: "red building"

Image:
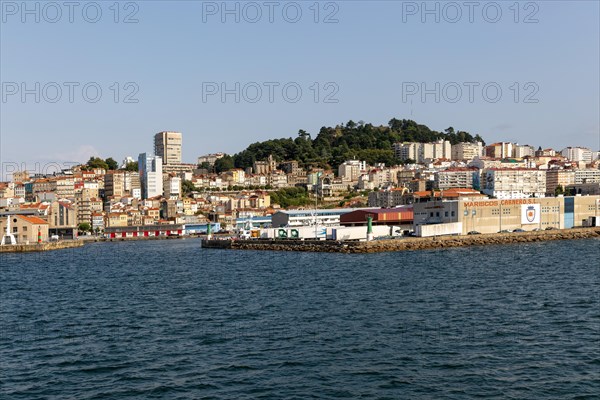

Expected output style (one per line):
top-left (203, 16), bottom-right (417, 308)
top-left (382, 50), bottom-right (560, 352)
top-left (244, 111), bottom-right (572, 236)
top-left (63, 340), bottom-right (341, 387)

top-left (340, 207), bottom-right (413, 227)
top-left (104, 224), bottom-right (184, 239)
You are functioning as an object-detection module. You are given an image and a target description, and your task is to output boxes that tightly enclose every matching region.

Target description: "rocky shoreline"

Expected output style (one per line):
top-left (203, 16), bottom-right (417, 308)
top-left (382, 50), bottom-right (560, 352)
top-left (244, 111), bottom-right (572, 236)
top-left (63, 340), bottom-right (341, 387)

top-left (201, 227), bottom-right (600, 254)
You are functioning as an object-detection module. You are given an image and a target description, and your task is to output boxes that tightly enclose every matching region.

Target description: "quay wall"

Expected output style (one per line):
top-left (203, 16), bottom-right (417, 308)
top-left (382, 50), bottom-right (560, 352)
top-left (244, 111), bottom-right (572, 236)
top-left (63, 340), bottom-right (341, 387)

top-left (201, 228), bottom-right (600, 254)
top-left (0, 240), bottom-right (84, 253)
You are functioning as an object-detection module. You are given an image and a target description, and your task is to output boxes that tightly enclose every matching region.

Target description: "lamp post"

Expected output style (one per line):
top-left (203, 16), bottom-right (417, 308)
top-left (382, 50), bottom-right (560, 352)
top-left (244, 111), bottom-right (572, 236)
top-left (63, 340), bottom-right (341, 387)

top-left (366, 214), bottom-right (374, 241)
top-left (313, 187), bottom-right (318, 240)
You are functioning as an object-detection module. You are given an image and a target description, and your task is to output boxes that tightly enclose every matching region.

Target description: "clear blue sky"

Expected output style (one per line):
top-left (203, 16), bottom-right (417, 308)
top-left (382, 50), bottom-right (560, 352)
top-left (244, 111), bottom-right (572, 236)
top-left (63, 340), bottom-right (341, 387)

top-left (1, 0), bottom-right (599, 169)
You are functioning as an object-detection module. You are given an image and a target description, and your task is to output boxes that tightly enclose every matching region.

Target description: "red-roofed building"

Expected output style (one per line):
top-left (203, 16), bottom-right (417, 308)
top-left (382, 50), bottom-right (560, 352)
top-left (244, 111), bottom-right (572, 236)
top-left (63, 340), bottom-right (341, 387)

top-left (0, 215), bottom-right (49, 244)
top-left (340, 207), bottom-right (414, 227)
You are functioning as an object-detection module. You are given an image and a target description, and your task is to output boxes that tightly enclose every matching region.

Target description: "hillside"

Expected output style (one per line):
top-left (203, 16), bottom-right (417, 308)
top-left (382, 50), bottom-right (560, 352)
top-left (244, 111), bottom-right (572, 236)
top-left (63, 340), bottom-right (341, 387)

top-left (231, 118), bottom-right (485, 171)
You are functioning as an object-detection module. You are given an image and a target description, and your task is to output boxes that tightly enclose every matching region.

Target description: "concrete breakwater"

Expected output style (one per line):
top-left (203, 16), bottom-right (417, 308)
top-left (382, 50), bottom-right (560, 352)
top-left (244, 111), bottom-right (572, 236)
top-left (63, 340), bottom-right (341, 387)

top-left (201, 227), bottom-right (600, 254)
top-left (0, 240), bottom-right (85, 253)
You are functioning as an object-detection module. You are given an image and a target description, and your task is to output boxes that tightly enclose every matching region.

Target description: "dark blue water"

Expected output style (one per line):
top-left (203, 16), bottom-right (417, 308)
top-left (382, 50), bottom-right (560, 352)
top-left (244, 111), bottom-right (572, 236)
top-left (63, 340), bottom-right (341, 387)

top-left (1, 239), bottom-right (599, 399)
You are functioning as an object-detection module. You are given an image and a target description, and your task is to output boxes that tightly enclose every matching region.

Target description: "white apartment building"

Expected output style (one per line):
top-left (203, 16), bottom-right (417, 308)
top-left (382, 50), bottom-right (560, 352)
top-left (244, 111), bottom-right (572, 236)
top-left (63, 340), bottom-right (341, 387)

top-left (55, 177), bottom-right (75, 199)
top-left (14, 183), bottom-right (26, 198)
top-left (435, 168), bottom-right (477, 190)
top-left (394, 140), bottom-right (451, 163)
top-left (575, 169), bottom-right (600, 184)
top-left (432, 140), bottom-right (452, 160)
top-left (482, 169), bottom-right (546, 199)
top-left (338, 160), bottom-right (366, 182)
top-left (164, 175), bottom-right (182, 199)
top-left (561, 147), bottom-right (593, 163)
top-left (451, 142), bottom-right (483, 161)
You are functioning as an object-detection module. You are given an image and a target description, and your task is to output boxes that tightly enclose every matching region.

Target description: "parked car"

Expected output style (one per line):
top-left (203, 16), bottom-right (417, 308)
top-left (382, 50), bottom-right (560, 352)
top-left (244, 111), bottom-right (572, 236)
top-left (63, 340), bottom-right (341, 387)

top-left (513, 228), bottom-right (526, 233)
top-left (467, 231), bottom-right (481, 235)
top-left (532, 228), bottom-right (542, 231)
top-left (498, 230), bottom-right (512, 233)
top-left (545, 227), bottom-right (556, 230)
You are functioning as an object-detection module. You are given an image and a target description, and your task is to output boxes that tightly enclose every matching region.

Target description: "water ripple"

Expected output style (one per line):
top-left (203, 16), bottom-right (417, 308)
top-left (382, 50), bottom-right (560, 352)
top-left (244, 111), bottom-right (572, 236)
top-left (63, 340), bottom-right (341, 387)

top-left (1, 238), bottom-right (598, 399)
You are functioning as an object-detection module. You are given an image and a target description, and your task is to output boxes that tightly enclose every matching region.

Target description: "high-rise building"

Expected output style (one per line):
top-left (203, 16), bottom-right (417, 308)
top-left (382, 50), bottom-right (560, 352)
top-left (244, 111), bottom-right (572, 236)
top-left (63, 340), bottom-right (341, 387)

top-left (154, 131), bottom-right (182, 165)
top-left (104, 171), bottom-right (141, 199)
top-left (104, 171), bottom-right (125, 198)
top-left (139, 153), bottom-right (163, 199)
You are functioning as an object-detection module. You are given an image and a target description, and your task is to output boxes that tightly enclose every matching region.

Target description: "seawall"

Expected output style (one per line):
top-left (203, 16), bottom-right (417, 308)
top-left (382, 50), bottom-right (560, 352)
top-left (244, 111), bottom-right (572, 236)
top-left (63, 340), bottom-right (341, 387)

top-left (201, 227), bottom-right (600, 254)
top-left (0, 240), bottom-right (85, 253)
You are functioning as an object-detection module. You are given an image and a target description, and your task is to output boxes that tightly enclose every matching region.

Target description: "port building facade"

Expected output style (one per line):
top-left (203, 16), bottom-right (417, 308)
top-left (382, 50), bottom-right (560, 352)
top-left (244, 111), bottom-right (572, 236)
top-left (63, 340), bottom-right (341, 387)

top-left (413, 195), bottom-right (600, 234)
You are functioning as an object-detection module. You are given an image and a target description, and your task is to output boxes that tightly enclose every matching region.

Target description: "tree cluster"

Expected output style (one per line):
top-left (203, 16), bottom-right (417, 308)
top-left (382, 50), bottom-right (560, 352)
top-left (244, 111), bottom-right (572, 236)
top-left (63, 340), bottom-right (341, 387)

top-left (231, 118), bottom-right (486, 171)
top-left (85, 157), bottom-right (119, 170)
top-left (269, 187), bottom-right (313, 208)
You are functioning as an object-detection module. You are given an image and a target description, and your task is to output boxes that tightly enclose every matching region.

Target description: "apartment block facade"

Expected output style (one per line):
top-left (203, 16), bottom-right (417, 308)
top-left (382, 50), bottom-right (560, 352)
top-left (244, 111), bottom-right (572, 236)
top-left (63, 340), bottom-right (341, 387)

top-left (154, 131), bottom-right (182, 165)
top-left (482, 169), bottom-right (546, 199)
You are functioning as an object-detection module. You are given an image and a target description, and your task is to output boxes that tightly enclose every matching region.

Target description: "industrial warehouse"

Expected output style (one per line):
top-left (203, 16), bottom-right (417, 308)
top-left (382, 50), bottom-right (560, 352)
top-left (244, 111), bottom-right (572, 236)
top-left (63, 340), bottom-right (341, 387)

top-left (413, 195), bottom-right (600, 235)
top-left (94, 193), bottom-right (600, 241)
top-left (232, 193), bottom-right (600, 241)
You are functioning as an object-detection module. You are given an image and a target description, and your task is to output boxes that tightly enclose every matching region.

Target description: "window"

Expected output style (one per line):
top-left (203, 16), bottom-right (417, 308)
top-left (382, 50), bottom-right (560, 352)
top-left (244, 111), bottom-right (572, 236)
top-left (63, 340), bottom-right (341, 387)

top-left (451, 211), bottom-right (456, 217)
top-left (436, 212), bottom-right (440, 217)
top-left (445, 211), bottom-right (449, 217)
top-left (12, 227), bottom-right (18, 233)
top-left (22, 226), bottom-right (27, 232)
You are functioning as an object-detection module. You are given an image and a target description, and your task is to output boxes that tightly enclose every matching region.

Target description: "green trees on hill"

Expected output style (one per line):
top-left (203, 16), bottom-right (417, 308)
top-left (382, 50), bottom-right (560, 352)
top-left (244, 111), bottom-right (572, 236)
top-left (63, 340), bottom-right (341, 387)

top-left (85, 157), bottom-right (138, 172)
top-left (105, 157), bottom-right (119, 170)
top-left (124, 161), bottom-right (138, 172)
top-left (232, 118), bottom-right (485, 171)
top-left (270, 187), bottom-right (313, 208)
top-left (214, 155), bottom-right (235, 173)
top-left (85, 156), bottom-right (120, 171)
top-left (86, 157), bottom-right (109, 170)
